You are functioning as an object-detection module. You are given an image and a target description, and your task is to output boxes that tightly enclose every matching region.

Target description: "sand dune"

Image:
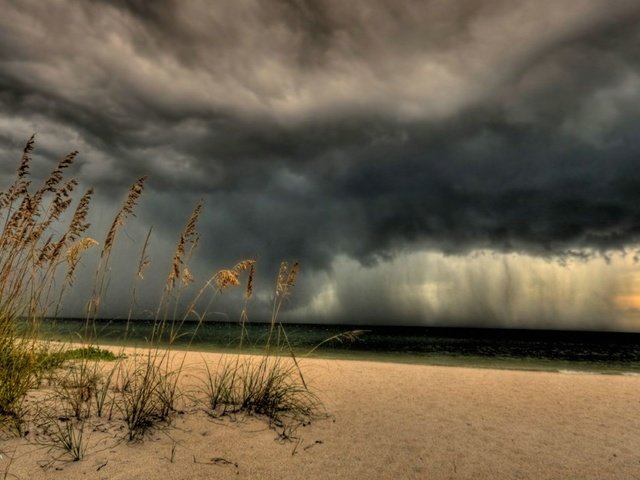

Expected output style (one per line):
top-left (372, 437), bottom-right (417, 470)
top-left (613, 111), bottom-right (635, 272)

top-left (3, 349), bottom-right (639, 479)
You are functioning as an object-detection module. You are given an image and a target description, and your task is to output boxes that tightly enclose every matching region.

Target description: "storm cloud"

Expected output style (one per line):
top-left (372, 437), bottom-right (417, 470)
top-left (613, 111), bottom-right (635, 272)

top-left (2, 0), bottom-right (640, 328)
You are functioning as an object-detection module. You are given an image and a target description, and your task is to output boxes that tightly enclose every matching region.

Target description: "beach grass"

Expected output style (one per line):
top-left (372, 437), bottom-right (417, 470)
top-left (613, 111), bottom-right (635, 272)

top-left (0, 137), bottom-right (322, 465)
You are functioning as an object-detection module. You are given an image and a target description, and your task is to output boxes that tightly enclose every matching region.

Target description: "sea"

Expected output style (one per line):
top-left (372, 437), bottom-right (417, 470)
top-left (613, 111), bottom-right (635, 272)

top-left (37, 318), bottom-right (640, 375)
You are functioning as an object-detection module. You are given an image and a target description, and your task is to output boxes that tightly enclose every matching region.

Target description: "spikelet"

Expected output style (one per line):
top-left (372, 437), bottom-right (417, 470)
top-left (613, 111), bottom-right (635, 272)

top-left (102, 177), bottom-right (146, 258)
top-left (286, 261), bottom-right (299, 289)
top-left (44, 151), bottom-right (77, 192)
top-left (49, 189), bottom-right (74, 223)
top-left (1, 137), bottom-right (34, 209)
top-left (276, 261), bottom-right (300, 297)
top-left (246, 262), bottom-right (255, 299)
top-left (6, 134), bottom-right (36, 208)
top-left (121, 175), bottom-right (146, 216)
top-left (232, 259), bottom-right (255, 274)
top-left (48, 237), bottom-right (66, 265)
top-left (26, 149), bottom-right (79, 216)
top-left (59, 178), bottom-right (78, 198)
top-left (35, 188), bottom-right (93, 266)
top-left (276, 261), bottom-right (299, 298)
top-left (68, 188), bottom-right (93, 241)
top-left (17, 152), bottom-right (79, 248)
top-left (276, 261), bottom-right (289, 297)
top-left (168, 201), bottom-right (202, 289)
top-left (0, 186), bottom-right (14, 210)
top-left (65, 237), bottom-right (98, 285)
top-left (181, 267), bottom-right (194, 287)
top-left (182, 202), bottom-right (202, 242)
top-left (3, 194), bottom-right (37, 248)
top-left (135, 228), bottom-right (152, 280)
top-left (206, 260), bottom-right (256, 294)
top-left (214, 269), bottom-right (240, 290)
top-left (137, 257), bottom-right (151, 280)
top-left (18, 134), bottom-right (35, 179)
top-left (36, 235), bottom-right (55, 265)
top-left (232, 259), bottom-right (256, 299)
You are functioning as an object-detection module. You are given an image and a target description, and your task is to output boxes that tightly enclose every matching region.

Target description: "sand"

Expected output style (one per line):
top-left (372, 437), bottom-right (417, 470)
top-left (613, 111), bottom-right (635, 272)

top-left (2, 348), bottom-right (639, 480)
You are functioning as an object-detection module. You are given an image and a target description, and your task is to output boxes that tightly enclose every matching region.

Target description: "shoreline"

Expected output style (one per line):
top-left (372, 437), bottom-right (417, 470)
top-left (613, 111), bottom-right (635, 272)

top-left (49, 339), bottom-right (640, 376)
top-left (37, 318), bottom-right (640, 374)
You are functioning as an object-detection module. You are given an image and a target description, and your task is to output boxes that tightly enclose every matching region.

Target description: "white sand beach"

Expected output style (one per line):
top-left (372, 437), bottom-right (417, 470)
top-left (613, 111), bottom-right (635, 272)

top-left (3, 349), bottom-right (639, 480)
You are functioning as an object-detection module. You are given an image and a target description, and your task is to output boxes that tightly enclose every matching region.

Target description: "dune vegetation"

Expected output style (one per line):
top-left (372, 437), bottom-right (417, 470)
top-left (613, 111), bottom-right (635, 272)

top-left (0, 137), bottom-right (319, 466)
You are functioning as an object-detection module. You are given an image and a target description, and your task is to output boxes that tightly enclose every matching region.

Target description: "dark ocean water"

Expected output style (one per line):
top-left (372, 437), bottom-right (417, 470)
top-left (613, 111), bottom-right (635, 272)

top-left (38, 318), bottom-right (640, 374)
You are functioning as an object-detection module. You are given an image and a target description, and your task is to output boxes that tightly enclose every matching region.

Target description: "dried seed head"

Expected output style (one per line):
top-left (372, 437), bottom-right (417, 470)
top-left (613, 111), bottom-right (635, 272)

top-left (168, 201), bottom-right (202, 289)
top-left (2, 138), bottom-right (35, 209)
top-left (50, 194), bottom-right (73, 223)
top-left (276, 261), bottom-right (289, 296)
top-left (246, 262), bottom-right (255, 299)
top-left (137, 258), bottom-right (151, 280)
top-left (286, 261), bottom-right (299, 289)
top-left (37, 235), bottom-right (55, 265)
top-left (68, 188), bottom-right (93, 240)
top-left (18, 134), bottom-right (35, 179)
top-left (66, 237), bottom-right (99, 285)
top-left (60, 178), bottom-right (78, 198)
top-left (45, 151), bottom-right (78, 192)
top-left (181, 267), bottom-right (194, 287)
top-left (183, 202), bottom-right (202, 241)
top-left (233, 260), bottom-right (255, 274)
top-left (214, 269), bottom-right (240, 290)
top-left (121, 176), bottom-right (146, 216)
top-left (103, 177), bottom-right (146, 258)
top-left (275, 261), bottom-right (300, 299)
top-left (231, 260), bottom-right (256, 299)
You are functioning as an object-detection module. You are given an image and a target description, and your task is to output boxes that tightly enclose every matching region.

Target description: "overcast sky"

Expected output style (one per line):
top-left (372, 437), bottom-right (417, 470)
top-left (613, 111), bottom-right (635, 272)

top-left (2, 0), bottom-right (640, 329)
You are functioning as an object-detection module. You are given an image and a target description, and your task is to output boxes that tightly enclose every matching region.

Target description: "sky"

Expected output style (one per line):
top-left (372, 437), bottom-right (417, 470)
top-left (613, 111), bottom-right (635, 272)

top-left (1, 0), bottom-right (640, 330)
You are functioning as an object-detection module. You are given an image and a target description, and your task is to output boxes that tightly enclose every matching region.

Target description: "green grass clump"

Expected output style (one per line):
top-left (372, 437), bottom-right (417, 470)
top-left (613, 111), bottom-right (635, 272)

top-left (58, 346), bottom-right (120, 362)
top-left (0, 344), bottom-right (119, 428)
top-left (39, 346), bottom-right (121, 368)
top-left (0, 338), bottom-right (36, 430)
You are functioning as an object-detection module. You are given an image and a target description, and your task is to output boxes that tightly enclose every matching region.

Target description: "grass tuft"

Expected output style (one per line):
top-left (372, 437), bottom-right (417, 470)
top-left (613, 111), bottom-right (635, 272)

top-left (35, 413), bottom-right (87, 462)
top-left (116, 354), bottom-right (178, 441)
top-left (0, 338), bottom-right (35, 433)
top-left (205, 354), bottom-right (318, 427)
top-left (202, 261), bottom-right (322, 431)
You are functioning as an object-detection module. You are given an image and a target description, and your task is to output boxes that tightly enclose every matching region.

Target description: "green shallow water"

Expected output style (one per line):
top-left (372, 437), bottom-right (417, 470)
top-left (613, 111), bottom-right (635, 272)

top-left (34, 318), bottom-right (640, 375)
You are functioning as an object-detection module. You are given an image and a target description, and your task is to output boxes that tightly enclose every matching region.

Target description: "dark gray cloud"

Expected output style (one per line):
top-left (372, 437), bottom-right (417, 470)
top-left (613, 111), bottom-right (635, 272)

top-left (2, 0), bottom-right (640, 326)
